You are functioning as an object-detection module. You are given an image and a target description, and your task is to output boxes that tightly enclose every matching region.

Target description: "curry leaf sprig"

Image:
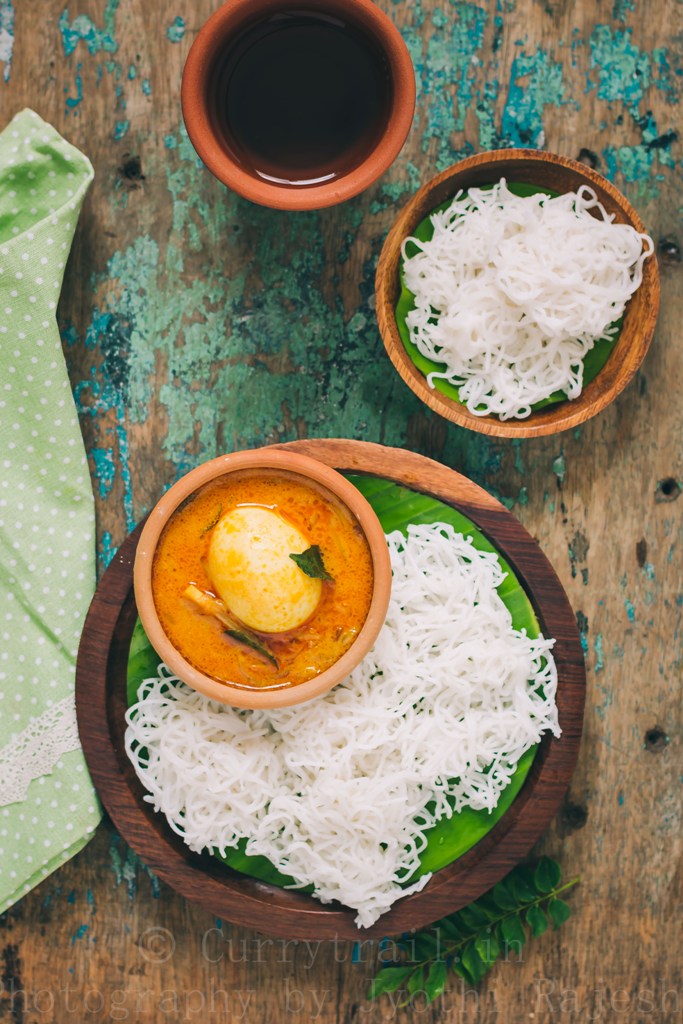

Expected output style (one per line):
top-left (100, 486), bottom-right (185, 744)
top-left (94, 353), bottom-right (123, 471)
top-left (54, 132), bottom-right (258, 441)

top-left (369, 858), bottom-right (578, 1006)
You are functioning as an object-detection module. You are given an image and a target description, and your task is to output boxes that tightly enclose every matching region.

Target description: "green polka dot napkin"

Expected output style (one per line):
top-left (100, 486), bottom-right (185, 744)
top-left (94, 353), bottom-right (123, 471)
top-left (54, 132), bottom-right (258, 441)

top-left (0, 109), bottom-right (102, 913)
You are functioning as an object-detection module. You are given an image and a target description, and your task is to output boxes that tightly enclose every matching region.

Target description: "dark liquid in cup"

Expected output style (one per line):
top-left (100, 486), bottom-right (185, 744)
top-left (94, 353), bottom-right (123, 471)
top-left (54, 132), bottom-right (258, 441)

top-left (210, 11), bottom-right (393, 188)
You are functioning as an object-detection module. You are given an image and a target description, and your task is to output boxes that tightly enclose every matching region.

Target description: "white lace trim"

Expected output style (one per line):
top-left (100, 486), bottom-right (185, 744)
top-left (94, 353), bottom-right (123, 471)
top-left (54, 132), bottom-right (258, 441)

top-left (0, 696), bottom-right (81, 807)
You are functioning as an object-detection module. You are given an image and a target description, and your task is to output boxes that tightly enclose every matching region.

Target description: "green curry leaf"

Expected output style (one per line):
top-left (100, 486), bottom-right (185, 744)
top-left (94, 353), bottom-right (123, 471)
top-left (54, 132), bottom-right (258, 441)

top-left (289, 545), bottom-right (333, 580)
top-left (201, 504), bottom-right (223, 535)
top-left (369, 859), bottom-right (579, 1005)
top-left (368, 967), bottom-right (414, 999)
top-left (224, 628), bottom-right (278, 668)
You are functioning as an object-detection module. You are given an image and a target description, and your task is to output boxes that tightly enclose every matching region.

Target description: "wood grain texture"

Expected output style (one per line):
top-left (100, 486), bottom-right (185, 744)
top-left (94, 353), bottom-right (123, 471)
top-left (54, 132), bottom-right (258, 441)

top-left (1, 0), bottom-right (681, 1020)
top-left (75, 439), bottom-right (585, 940)
top-left (376, 150), bottom-right (661, 438)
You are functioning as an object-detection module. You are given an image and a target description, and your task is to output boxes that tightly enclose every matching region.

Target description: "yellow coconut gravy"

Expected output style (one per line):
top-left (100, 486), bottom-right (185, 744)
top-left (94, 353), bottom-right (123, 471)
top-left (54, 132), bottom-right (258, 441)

top-left (152, 470), bottom-right (374, 689)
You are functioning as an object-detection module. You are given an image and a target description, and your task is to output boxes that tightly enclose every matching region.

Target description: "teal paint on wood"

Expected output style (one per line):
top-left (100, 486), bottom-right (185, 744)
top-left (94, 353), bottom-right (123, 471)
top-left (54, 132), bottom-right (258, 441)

top-left (70, 924), bottom-right (89, 944)
top-left (64, 63), bottom-right (83, 113)
top-left (72, 126), bottom-right (504, 515)
top-left (50, 0), bottom-right (680, 523)
top-left (0, 0), bottom-right (14, 83)
top-left (587, 26), bottom-right (680, 197)
top-left (421, 2), bottom-right (488, 167)
top-left (502, 46), bottom-right (572, 148)
top-left (90, 448), bottom-right (117, 498)
top-left (59, 0), bottom-right (119, 56)
top-left (98, 530), bottom-right (115, 571)
top-left (109, 834), bottom-right (160, 899)
top-left (577, 611), bottom-right (589, 654)
top-left (58, 0), bottom-right (155, 135)
top-left (552, 454), bottom-right (567, 487)
top-left (166, 16), bottom-right (185, 43)
top-left (74, 361), bottom-right (136, 531)
top-left (588, 26), bottom-right (653, 111)
top-left (594, 633), bottom-right (605, 673)
top-left (612, 0), bottom-right (635, 19)
top-left (2, 3), bottom-right (680, 1002)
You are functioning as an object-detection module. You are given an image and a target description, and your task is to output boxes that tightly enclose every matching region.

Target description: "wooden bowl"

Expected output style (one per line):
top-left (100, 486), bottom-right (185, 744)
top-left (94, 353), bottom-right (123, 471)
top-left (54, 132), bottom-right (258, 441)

top-left (76, 440), bottom-right (585, 939)
top-left (133, 448), bottom-right (391, 710)
top-left (181, 0), bottom-right (415, 210)
top-left (375, 149), bottom-right (660, 438)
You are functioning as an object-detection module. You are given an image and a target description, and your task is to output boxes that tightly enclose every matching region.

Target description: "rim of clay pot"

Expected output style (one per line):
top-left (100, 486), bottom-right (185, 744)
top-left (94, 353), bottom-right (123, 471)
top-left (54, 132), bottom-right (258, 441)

top-left (181, 0), bottom-right (416, 210)
top-left (133, 449), bottom-right (392, 709)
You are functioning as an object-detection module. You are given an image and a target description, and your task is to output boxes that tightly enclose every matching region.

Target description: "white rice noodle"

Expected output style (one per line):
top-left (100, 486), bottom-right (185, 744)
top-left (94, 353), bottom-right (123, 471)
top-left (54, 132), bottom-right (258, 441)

top-left (401, 179), bottom-right (654, 420)
top-left (125, 523), bottom-right (560, 928)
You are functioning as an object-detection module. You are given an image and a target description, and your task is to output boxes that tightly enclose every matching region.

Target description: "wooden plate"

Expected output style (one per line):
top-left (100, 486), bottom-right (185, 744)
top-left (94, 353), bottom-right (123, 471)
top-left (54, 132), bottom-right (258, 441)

top-left (375, 149), bottom-right (660, 438)
top-left (75, 440), bottom-right (585, 939)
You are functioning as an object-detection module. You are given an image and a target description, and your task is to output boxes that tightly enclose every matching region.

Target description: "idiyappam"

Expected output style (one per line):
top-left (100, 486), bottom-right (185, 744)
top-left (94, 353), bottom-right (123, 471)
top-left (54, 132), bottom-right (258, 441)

top-left (125, 522), bottom-right (560, 927)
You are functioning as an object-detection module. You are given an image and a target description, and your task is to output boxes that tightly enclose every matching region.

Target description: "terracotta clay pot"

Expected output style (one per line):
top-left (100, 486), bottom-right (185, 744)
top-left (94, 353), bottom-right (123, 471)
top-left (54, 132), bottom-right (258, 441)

top-left (181, 0), bottom-right (415, 210)
top-left (133, 448), bottom-right (392, 709)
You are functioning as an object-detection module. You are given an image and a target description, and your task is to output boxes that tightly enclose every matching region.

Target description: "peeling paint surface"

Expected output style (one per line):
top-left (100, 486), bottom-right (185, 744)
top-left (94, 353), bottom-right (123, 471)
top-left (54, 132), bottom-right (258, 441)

top-left (59, 0), bottom-right (119, 56)
top-left (0, 0), bottom-right (14, 82)
top-left (109, 836), bottom-right (160, 900)
top-left (166, 15), bottom-right (185, 42)
top-left (1, 0), bottom-right (681, 1014)
top-left (46, 6), bottom-right (683, 482)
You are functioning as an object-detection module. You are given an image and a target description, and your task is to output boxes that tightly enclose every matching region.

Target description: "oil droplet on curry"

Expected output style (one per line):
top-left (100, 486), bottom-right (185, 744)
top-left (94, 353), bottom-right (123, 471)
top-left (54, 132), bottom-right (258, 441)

top-left (152, 470), bottom-right (374, 689)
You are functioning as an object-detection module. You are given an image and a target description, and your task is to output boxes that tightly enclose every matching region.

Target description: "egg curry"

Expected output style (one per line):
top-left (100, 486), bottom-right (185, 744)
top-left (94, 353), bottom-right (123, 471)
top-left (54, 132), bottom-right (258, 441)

top-left (151, 470), bottom-right (374, 689)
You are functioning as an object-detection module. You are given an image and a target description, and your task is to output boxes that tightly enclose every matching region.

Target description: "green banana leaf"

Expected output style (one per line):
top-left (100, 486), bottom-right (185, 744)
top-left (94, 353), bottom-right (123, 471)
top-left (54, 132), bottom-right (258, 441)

top-left (127, 476), bottom-right (542, 889)
top-left (396, 182), bottom-right (620, 413)
top-left (127, 618), bottom-right (163, 698)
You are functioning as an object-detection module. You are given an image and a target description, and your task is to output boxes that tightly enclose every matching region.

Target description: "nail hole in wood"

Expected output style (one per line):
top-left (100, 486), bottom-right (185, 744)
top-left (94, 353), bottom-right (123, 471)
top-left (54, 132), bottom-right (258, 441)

top-left (644, 726), bottom-right (669, 753)
top-left (557, 798), bottom-right (588, 837)
top-left (659, 237), bottom-right (681, 263)
top-left (118, 154), bottom-right (145, 187)
top-left (656, 477), bottom-right (681, 503)
top-left (577, 147), bottom-right (598, 169)
top-left (635, 538), bottom-right (647, 568)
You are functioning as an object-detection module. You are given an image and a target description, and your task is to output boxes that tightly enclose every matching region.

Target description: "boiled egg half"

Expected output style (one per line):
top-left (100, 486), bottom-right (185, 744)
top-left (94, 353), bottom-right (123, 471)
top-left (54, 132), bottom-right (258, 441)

top-left (206, 506), bottom-right (322, 633)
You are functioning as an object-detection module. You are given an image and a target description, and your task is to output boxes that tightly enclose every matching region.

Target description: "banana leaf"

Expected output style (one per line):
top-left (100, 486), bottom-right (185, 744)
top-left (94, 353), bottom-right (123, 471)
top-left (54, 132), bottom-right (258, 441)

top-left (127, 618), bottom-right (162, 698)
top-left (127, 476), bottom-right (542, 889)
top-left (396, 182), bottom-right (620, 413)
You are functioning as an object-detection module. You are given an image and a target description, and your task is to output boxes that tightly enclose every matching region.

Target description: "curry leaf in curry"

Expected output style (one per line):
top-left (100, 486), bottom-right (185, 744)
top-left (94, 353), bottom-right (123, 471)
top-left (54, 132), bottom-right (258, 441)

top-left (184, 584), bottom-right (279, 667)
top-left (201, 505), bottom-right (223, 535)
top-left (289, 545), bottom-right (333, 581)
top-left (224, 629), bottom-right (279, 668)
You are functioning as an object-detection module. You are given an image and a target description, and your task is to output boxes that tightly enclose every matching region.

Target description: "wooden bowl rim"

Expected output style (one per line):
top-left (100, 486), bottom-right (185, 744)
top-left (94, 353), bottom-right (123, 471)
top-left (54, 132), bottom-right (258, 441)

top-left (375, 148), bottom-right (660, 439)
top-left (75, 439), bottom-right (586, 939)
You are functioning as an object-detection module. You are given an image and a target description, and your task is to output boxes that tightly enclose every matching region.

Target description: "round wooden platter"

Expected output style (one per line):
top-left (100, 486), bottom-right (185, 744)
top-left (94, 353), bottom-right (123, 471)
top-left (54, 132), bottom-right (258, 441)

top-left (75, 439), bottom-right (586, 940)
top-left (375, 149), bottom-right (660, 439)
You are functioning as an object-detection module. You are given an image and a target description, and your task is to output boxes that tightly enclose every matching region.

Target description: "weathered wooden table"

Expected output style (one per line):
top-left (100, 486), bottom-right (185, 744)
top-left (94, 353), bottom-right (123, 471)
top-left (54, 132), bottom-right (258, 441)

top-left (1, 0), bottom-right (681, 1020)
